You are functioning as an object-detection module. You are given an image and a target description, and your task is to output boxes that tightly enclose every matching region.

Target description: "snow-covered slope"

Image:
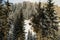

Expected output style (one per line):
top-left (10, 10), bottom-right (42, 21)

top-left (24, 19), bottom-right (36, 40)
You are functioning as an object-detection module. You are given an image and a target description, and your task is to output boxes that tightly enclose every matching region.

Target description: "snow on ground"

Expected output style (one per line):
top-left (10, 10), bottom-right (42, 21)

top-left (24, 19), bottom-right (36, 40)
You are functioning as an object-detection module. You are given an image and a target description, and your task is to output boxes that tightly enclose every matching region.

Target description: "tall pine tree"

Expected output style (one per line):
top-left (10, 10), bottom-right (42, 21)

top-left (2, 0), bottom-right (11, 40)
top-left (44, 0), bottom-right (58, 40)
top-left (31, 2), bottom-right (44, 40)
top-left (32, 0), bottom-right (58, 40)
top-left (14, 9), bottom-right (25, 40)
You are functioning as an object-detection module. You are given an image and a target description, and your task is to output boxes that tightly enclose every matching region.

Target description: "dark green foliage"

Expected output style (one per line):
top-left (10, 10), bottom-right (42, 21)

top-left (32, 2), bottom-right (42, 33)
top-left (0, 0), bottom-right (4, 16)
top-left (0, 0), bottom-right (5, 40)
top-left (0, 0), bottom-right (12, 40)
top-left (32, 0), bottom-right (58, 40)
top-left (5, 0), bottom-right (11, 17)
top-left (44, 0), bottom-right (58, 40)
top-left (32, 14), bottom-right (39, 32)
top-left (14, 9), bottom-right (25, 40)
top-left (41, 0), bottom-right (58, 39)
top-left (0, 30), bottom-right (4, 40)
top-left (0, 0), bottom-right (59, 40)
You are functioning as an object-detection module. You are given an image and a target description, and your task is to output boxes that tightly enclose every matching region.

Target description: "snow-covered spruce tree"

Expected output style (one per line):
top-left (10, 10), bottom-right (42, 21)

top-left (44, 0), bottom-right (58, 40)
top-left (32, 0), bottom-right (58, 40)
top-left (36, 4), bottom-right (49, 40)
top-left (14, 9), bottom-right (25, 40)
top-left (4, 0), bottom-right (12, 40)
top-left (31, 2), bottom-right (44, 40)
top-left (32, 2), bottom-right (41, 33)
top-left (34, 2), bottom-right (51, 40)
top-left (36, 0), bottom-right (58, 40)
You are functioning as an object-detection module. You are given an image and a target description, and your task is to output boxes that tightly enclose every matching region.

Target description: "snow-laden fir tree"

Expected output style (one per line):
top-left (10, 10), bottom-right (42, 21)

top-left (32, 0), bottom-right (58, 40)
top-left (44, 0), bottom-right (58, 40)
top-left (4, 0), bottom-right (12, 40)
top-left (31, 2), bottom-right (44, 40)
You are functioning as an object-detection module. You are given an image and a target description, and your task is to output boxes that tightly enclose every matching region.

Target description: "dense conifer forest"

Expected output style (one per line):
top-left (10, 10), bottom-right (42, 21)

top-left (0, 0), bottom-right (60, 40)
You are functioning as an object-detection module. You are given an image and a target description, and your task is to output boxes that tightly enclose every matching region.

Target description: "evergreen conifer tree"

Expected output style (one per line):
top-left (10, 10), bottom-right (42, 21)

top-left (32, 0), bottom-right (58, 40)
top-left (45, 0), bottom-right (58, 40)
top-left (31, 2), bottom-right (44, 40)
top-left (14, 9), bottom-right (25, 40)
top-left (2, 0), bottom-right (11, 40)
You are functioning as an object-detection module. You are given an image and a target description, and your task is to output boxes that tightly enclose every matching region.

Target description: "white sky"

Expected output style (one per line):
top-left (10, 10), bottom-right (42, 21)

top-left (5, 0), bottom-right (60, 6)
